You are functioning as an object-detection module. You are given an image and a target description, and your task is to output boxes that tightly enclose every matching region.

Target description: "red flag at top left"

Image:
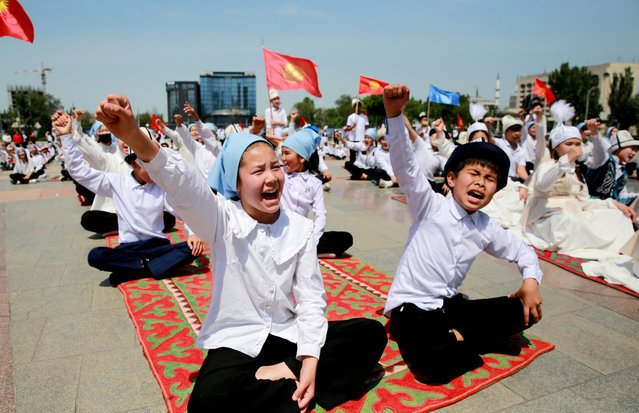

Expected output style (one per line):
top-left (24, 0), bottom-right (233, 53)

top-left (263, 48), bottom-right (322, 98)
top-left (0, 0), bottom-right (34, 43)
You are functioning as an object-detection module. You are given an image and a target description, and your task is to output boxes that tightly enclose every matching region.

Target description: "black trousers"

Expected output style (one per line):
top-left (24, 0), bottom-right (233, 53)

top-left (87, 237), bottom-right (196, 280)
top-left (344, 161), bottom-right (374, 181)
top-left (188, 318), bottom-right (387, 413)
top-left (317, 231), bottom-right (353, 257)
top-left (389, 294), bottom-right (530, 385)
top-left (81, 211), bottom-right (176, 234)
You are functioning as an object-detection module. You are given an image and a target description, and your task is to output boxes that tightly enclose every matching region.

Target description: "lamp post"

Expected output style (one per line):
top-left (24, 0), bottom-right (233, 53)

top-left (584, 74), bottom-right (600, 121)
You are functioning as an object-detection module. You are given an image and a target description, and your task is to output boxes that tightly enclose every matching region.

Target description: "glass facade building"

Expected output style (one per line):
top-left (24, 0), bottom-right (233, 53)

top-left (166, 81), bottom-right (200, 125)
top-left (199, 71), bottom-right (256, 127)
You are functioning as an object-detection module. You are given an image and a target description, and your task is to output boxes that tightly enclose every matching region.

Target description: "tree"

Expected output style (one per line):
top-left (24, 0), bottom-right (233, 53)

top-left (548, 63), bottom-right (602, 122)
top-left (2, 90), bottom-right (62, 137)
top-left (292, 97), bottom-right (317, 125)
top-left (81, 112), bottom-right (94, 132)
top-left (608, 67), bottom-right (639, 129)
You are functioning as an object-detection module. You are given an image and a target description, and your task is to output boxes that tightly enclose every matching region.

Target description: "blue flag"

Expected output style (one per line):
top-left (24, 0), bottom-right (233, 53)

top-left (429, 84), bottom-right (460, 106)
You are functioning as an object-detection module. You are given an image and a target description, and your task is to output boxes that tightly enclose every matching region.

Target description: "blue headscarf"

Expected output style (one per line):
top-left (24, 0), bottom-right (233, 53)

top-left (207, 132), bottom-right (271, 200)
top-left (89, 121), bottom-right (104, 137)
top-left (282, 128), bottom-right (320, 161)
top-left (605, 126), bottom-right (616, 140)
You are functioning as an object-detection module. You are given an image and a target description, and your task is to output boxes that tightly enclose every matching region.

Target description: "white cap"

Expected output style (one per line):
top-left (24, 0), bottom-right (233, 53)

top-left (351, 98), bottom-right (361, 107)
top-left (502, 115), bottom-right (523, 132)
top-left (608, 130), bottom-right (639, 154)
top-left (269, 89), bottom-right (279, 100)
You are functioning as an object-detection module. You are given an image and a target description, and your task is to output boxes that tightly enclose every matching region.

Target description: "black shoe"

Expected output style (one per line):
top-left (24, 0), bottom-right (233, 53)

top-left (109, 272), bottom-right (136, 287)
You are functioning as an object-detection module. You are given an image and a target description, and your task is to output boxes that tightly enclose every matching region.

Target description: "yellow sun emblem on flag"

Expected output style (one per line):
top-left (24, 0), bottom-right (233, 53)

top-left (283, 63), bottom-right (305, 83)
top-left (0, 0), bottom-right (8, 13)
top-left (368, 81), bottom-right (381, 90)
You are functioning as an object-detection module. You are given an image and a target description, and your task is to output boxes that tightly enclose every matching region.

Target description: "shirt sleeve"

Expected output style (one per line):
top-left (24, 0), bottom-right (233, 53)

top-left (591, 133), bottom-right (610, 169)
top-left (293, 237), bottom-right (328, 359)
top-left (385, 115), bottom-right (439, 221)
top-left (60, 134), bottom-right (115, 198)
top-left (141, 147), bottom-right (221, 245)
top-left (484, 219), bottom-right (543, 284)
top-left (162, 126), bottom-right (183, 150)
top-left (534, 155), bottom-right (573, 193)
top-left (310, 180), bottom-right (326, 244)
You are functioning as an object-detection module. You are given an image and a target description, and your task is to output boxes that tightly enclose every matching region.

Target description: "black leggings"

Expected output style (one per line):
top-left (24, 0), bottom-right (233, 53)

top-left (390, 294), bottom-right (530, 385)
top-left (188, 318), bottom-right (387, 413)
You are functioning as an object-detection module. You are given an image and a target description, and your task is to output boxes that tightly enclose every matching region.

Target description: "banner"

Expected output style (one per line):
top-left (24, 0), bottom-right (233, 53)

top-left (429, 84), bottom-right (460, 106)
top-left (263, 48), bottom-right (322, 97)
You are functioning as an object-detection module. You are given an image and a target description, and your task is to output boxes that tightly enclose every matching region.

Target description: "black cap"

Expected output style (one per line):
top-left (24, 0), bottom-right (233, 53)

top-left (443, 142), bottom-right (510, 191)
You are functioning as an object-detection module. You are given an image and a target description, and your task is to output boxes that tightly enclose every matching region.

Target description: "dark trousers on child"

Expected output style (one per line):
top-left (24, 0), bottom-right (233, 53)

top-left (81, 210), bottom-right (176, 235)
top-left (344, 161), bottom-right (374, 180)
top-left (188, 318), bottom-right (387, 413)
top-left (390, 294), bottom-right (530, 385)
top-left (88, 237), bottom-right (195, 280)
top-left (317, 231), bottom-right (353, 257)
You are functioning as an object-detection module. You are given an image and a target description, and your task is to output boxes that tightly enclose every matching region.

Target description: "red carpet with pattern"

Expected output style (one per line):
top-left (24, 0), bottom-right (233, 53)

top-left (390, 193), bottom-right (639, 298)
top-left (109, 227), bottom-right (554, 412)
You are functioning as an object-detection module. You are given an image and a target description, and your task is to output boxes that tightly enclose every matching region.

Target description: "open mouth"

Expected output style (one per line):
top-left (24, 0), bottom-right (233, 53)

top-left (262, 190), bottom-right (279, 200)
top-left (468, 190), bottom-right (484, 200)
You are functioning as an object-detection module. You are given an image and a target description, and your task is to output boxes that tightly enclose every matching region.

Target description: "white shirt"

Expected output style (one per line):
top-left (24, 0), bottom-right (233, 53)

top-left (579, 140), bottom-right (594, 165)
top-left (142, 148), bottom-right (328, 359)
top-left (373, 147), bottom-right (394, 178)
top-left (61, 135), bottom-right (168, 244)
top-left (345, 141), bottom-right (376, 169)
top-left (346, 113), bottom-right (368, 142)
top-left (414, 137), bottom-right (445, 181)
top-left (162, 125), bottom-right (195, 165)
top-left (493, 138), bottom-right (527, 178)
top-left (280, 171), bottom-right (326, 244)
top-left (176, 121), bottom-right (219, 179)
top-left (383, 116), bottom-right (542, 314)
top-left (30, 153), bottom-right (45, 172)
top-left (265, 106), bottom-right (288, 138)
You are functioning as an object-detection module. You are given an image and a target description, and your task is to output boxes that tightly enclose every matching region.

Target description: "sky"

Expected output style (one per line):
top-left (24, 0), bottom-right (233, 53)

top-left (1, 0), bottom-right (639, 120)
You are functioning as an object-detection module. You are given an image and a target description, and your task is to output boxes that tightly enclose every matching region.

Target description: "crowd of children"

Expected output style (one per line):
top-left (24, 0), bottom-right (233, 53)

top-left (4, 80), bottom-right (634, 411)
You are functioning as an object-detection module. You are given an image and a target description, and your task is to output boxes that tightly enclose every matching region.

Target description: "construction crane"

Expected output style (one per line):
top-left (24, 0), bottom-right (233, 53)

top-left (15, 62), bottom-right (53, 94)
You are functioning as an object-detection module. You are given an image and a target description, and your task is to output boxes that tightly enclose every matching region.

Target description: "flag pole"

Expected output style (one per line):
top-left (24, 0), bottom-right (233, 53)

top-left (262, 43), bottom-right (274, 135)
top-left (427, 98), bottom-right (431, 120)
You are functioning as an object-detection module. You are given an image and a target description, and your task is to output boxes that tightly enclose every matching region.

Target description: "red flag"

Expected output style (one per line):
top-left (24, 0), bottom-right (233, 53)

top-left (263, 48), bottom-right (322, 98)
top-left (456, 114), bottom-right (465, 131)
top-left (150, 115), bottom-right (165, 135)
top-left (0, 0), bottom-right (34, 43)
top-left (298, 114), bottom-right (307, 127)
top-left (358, 75), bottom-right (388, 95)
top-left (239, 120), bottom-right (243, 129)
top-left (533, 78), bottom-right (556, 106)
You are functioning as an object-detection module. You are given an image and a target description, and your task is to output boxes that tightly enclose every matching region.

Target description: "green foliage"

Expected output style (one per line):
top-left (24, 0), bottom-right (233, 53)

top-left (138, 112), bottom-right (153, 127)
top-left (1, 91), bottom-right (62, 137)
top-left (81, 112), bottom-right (94, 131)
top-left (292, 93), bottom-right (471, 131)
top-left (608, 67), bottom-right (639, 129)
top-left (548, 62), bottom-right (603, 122)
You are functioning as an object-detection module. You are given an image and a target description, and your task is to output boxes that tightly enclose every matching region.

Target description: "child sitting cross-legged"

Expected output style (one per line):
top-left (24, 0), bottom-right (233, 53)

top-left (382, 84), bottom-right (543, 385)
top-left (94, 95), bottom-right (387, 413)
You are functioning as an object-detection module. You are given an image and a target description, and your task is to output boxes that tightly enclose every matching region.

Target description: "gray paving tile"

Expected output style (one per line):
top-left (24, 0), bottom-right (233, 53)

top-left (501, 350), bottom-right (601, 400)
top-left (10, 283), bottom-right (93, 322)
top-left (529, 313), bottom-right (639, 375)
top-left (91, 284), bottom-right (125, 311)
top-left (8, 263), bottom-right (66, 292)
top-left (32, 308), bottom-right (136, 361)
top-left (75, 348), bottom-right (165, 413)
top-left (498, 388), bottom-right (602, 413)
top-left (437, 383), bottom-right (525, 413)
top-left (59, 263), bottom-right (106, 287)
top-left (10, 318), bottom-right (45, 365)
top-left (567, 365), bottom-right (639, 411)
top-left (576, 305), bottom-right (639, 342)
top-left (13, 355), bottom-right (81, 413)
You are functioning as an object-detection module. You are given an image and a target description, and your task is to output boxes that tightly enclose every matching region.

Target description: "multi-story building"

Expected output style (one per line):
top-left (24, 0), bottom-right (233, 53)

top-left (511, 62), bottom-right (639, 120)
top-left (166, 81), bottom-right (200, 123)
top-left (199, 71), bottom-right (256, 127)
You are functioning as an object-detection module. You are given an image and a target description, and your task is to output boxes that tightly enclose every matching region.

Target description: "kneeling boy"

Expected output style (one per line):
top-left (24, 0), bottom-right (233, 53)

top-left (382, 85), bottom-right (543, 384)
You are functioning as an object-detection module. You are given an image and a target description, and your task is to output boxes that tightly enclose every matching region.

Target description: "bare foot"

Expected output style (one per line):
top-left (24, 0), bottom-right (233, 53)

top-left (361, 173), bottom-right (368, 180)
top-left (255, 362), bottom-right (297, 381)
